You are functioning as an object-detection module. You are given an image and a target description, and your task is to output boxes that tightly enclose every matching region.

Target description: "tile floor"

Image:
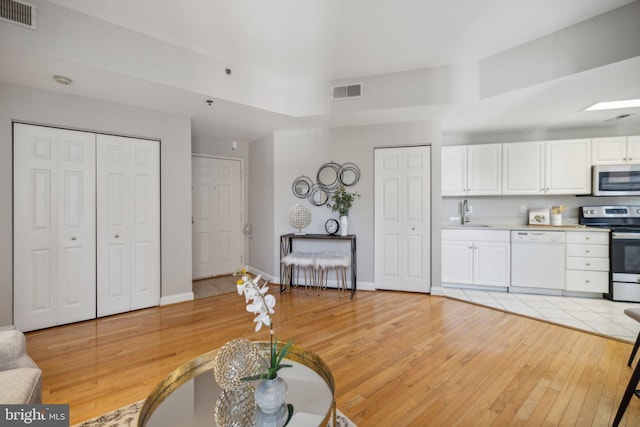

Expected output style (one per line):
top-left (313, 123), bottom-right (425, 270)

top-left (444, 287), bottom-right (640, 343)
top-left (193, 275), bottom-right (239, 299)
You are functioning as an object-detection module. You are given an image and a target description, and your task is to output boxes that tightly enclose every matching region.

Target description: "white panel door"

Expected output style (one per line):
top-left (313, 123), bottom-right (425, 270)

top-left (374, 146), bottom-right (431, 293)
top-left (14, 124), bottom-right (96, 331)
top-left (192, 156), bottom-right (243, 279)
top-left (97, 135), bottom-right (160, 317)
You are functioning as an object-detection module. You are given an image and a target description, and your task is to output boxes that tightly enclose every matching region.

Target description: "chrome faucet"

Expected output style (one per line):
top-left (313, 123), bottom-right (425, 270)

top-left (461, 199), bottom-right (470, 225)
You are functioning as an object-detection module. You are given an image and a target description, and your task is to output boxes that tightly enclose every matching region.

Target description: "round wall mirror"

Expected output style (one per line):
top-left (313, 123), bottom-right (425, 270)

top-left (317, 162), bottom-right (341, 191)
top-left (340, 163), bottom-right (360, 186)
top-left (308, 183), bottom-right (329, 206)
top-left (292, 176), bottom-right (312, 198)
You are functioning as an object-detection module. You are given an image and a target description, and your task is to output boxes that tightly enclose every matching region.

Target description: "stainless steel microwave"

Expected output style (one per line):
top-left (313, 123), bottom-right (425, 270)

top-left (593, 164), bottom-right (640, 196)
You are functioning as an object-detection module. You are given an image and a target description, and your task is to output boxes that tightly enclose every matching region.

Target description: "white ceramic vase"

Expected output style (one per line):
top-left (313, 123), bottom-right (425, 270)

top-left (254, 376), bottom-right (288, 414)
top-left (340, 215), bottom-right (348, 236)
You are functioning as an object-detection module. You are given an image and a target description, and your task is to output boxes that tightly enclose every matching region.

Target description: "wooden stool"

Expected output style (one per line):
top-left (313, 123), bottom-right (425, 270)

top-left (613, 308), bottom-right (640, 426)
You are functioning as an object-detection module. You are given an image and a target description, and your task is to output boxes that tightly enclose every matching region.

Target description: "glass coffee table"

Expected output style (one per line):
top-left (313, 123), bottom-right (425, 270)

top-left (138, 342), bottom-right (336, 427)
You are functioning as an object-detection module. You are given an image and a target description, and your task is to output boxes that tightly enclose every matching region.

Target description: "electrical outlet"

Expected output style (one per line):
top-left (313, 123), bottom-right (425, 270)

top-left (520, 205), bottom-right (527, 214)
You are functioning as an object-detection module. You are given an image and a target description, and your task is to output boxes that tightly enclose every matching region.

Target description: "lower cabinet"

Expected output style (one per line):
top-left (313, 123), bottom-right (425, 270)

top-left (442, 230), bottom-right (510, 288)
top-left (565, 231), bottom-right (609, 293)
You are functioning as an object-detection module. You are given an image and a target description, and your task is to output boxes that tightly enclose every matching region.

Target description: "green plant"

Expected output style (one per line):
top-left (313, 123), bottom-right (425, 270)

top-left (327, 185), bottom-right (360, 217)
top-left (243, 338), bottom-right (293, 381)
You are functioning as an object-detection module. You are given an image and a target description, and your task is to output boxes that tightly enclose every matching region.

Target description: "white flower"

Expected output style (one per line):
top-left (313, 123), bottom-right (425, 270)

top-left (253, 311), bottom-right (271, 331)
top-left (237, 272), bottom-right (277, 332)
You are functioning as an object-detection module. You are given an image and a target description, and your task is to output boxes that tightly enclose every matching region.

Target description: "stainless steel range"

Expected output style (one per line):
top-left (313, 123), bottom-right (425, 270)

top-left (580, 205), bottom-right (640, 302)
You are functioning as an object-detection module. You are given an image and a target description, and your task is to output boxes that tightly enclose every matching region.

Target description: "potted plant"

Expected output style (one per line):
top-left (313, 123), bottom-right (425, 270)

top-left (236, 271), bottom-right (293, 414)
top-left (327, 185), bottom-right (360, 236)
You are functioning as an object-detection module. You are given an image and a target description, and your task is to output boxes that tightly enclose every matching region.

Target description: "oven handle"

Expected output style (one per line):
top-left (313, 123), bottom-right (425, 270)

top-left (612, 232), bottom-right (640, 239)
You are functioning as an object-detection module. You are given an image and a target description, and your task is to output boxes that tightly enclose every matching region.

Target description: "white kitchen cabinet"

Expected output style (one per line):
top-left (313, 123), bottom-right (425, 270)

top-left (592, 136), bottom-right (640, 165)
top-left (565, 232), bottom-right (609, 293)
top-left (442, 230), bottom-right (510, 288)
top-left (442, 146), bottom-right (467, 196)
top-left (442, 144), bottom-right (501, 196)
top-left (502, 139), bottom-right (591, 195)
top-left (502, 141), bottom-right (544, 194)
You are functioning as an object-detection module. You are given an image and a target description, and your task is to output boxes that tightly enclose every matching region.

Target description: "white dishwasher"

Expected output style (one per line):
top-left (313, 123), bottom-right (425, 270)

top-left (511, 231), bottom-right (565, 291)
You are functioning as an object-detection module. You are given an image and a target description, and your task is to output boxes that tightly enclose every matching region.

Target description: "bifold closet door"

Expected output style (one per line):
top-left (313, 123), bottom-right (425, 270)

top-left (96, 134), bottom-right (160, 317)
top-left (13, 124), bottom-right (96, 331)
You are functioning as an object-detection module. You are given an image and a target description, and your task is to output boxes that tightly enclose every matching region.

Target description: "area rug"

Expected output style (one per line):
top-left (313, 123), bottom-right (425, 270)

top-left (72, 399), bottom-right (357, 427)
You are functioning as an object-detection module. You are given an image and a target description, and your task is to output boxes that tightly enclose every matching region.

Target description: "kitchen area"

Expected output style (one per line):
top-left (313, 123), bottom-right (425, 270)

top-left (437, 136), bottom-right (640, 341)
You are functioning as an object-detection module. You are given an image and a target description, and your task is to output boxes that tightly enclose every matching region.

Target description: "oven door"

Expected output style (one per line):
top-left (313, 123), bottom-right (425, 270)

top-left (611, 231), bottom-right (640, 278)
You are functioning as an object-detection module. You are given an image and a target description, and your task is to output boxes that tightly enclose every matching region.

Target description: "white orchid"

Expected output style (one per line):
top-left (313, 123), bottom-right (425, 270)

top-left (236, 272), bottom-right (275, 331)
top-left (234, 269), bottom-right (293, 381)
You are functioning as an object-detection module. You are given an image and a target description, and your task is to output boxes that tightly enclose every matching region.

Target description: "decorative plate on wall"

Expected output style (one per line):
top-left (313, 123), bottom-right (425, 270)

top-left (288, 204), bottom-right (312, 234)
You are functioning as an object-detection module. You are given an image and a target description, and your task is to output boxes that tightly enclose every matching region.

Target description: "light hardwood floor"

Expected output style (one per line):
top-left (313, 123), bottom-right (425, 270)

top-left (26, 287), bottom-right (640, 426)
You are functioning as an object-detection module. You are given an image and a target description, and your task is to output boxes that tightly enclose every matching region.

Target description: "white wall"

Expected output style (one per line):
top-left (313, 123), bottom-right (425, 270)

top-left (263, 121), bottom-right (442, 290)
top-left (0, 82), bottom-right (193, 327)
top-left (248, 134), bottom-right (276, 277)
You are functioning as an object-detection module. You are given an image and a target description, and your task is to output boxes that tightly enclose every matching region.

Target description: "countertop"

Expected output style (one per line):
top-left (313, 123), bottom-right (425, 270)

top-left (441, 224), bottom-right (610, 232)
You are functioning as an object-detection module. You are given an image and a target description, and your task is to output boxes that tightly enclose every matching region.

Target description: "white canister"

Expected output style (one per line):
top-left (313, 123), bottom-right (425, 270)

top-left (551, 214), bottom-right (562, 226)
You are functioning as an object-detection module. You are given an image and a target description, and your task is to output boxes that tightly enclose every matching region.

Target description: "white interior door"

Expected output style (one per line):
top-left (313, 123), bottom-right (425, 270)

top-left (97, 135), bottom-right (160, 317)
top-left (14, 124), bottom-right (96, 331)
top-left (192, 156), bottom-right (243, 279)
top-left (374, 146), bottom-right (431, 293)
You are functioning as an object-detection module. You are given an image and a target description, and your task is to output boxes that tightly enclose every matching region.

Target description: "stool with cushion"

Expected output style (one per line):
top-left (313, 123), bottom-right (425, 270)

top-left (0, 330), bottom-right (42, 404)
top-left (315, 252), bottom-right (351, 297)
top-left (282, 252), bottom-right (316, 293)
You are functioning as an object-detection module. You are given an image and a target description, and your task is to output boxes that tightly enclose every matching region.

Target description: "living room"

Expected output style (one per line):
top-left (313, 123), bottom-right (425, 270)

top-left (2, 0), bottom-right (640, 425)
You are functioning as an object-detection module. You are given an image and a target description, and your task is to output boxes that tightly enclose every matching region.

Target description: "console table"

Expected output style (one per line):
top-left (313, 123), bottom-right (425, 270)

top-left (279, 234), bottom-right (357, 299)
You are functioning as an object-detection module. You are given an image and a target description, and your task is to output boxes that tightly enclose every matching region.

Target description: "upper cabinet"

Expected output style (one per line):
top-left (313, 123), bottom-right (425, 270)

top-left (592, 136), bottom-right (640, 165)
top-left (442, 144), bottom-right (501, 196)
top-left (502, 139), bottom-right (591, 195)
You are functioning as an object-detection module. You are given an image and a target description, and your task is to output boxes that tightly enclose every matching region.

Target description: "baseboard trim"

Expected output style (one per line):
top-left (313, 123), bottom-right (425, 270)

top-left (244, 265), bottom-right (275, 283)
top-left (160, 292), bottom-right (194, 306)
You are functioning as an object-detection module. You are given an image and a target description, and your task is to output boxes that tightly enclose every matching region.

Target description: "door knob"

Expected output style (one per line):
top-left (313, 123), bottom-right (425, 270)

top-left (71, 236), bottom-right (77, 241)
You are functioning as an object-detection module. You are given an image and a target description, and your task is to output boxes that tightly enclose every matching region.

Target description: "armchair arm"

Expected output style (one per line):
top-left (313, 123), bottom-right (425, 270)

top-left (0, 330), bottom-right (38, 371)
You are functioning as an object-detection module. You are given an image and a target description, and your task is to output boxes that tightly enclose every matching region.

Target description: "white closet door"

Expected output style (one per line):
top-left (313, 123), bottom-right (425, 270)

top-left (14, 124), bottom-right (96, 331)
top-left (97, 135), bottom-right (160, 317)
top-left (374, 146), bottom-right (431, 293)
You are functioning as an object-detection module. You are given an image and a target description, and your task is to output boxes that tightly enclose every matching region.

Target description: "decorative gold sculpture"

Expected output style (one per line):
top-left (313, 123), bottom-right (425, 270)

top-left (214, 383), bottom-right (256, 426)
top-left (213, 339), bottom-right (261, 391)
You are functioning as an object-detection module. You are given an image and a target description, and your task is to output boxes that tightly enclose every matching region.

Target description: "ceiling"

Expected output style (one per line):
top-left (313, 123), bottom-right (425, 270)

top-left (2, 0), bottom-right (639, 142)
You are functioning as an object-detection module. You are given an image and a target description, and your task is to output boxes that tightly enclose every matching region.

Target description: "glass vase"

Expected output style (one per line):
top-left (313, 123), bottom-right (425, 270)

top-left (254, 376), bottom-right (288, 414)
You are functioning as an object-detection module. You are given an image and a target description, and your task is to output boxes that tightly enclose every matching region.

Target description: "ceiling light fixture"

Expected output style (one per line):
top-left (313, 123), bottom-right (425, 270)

top-left (53, 75), bottom-right (72, 85)
top-left (585, 99), bottom-right (640, 111)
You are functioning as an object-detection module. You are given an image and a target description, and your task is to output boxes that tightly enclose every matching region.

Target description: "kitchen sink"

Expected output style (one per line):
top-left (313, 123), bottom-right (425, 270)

top-left (447, 224), bottom-right (491, 228)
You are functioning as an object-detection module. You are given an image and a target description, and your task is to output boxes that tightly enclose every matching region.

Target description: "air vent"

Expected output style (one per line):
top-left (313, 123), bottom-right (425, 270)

top-left (1, 0), bottom-right (37, 29)
top-left (331, 83), bottom-right (362, 100)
